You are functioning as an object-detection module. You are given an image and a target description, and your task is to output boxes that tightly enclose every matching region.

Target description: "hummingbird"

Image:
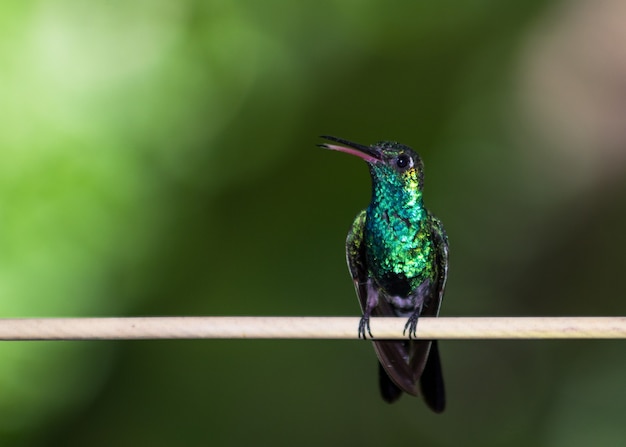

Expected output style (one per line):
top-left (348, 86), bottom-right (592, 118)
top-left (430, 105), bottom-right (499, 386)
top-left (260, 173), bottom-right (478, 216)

top-left (319, 135), bottom-right (448, 412)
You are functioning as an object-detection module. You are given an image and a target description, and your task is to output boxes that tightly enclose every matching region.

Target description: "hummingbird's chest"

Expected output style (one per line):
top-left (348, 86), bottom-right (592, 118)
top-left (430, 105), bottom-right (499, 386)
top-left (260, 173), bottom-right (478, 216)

top-left (364, 205), bottom-right (435, 296)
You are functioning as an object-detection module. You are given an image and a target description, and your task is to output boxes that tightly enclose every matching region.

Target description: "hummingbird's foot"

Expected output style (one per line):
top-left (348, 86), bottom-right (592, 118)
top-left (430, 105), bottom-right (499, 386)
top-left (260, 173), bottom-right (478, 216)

top-left (403, 314), bottom-right (419, 339)
top-left (358, 315), bottom-right (373, 339)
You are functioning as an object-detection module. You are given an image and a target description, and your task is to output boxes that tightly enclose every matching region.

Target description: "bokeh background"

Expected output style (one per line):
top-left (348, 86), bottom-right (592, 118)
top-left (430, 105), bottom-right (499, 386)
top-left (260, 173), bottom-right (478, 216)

top-left (1, 1), bottom-right (626, 445)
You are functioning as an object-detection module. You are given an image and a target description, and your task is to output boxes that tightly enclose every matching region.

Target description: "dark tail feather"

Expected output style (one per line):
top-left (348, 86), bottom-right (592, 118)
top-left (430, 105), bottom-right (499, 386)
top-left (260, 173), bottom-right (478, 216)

top-left (378, 362), bottom-right (403, 403)
top-left (419, 340), bottom-right (445, 413)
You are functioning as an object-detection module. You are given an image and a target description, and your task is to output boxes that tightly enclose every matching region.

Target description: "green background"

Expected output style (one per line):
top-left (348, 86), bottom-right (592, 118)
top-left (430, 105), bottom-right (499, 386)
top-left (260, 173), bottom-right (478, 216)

top-left (1, 1), bottom-right (625, 445)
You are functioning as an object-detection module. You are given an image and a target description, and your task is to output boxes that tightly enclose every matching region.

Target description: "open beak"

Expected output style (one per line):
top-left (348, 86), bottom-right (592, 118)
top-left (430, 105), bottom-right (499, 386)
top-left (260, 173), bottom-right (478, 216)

top-left (318, 135), bottom-right (381, 163)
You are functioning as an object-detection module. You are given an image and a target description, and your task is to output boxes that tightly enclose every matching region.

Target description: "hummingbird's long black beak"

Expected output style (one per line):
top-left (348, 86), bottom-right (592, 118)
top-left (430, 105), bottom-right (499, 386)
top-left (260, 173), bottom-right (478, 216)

top-left (318, 135), bottom-right (381, 163)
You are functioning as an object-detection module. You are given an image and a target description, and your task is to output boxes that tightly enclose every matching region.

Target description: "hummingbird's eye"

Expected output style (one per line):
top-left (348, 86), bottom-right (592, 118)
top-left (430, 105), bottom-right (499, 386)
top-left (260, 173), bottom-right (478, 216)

top-left (396, 155), bottom-right (410, 169)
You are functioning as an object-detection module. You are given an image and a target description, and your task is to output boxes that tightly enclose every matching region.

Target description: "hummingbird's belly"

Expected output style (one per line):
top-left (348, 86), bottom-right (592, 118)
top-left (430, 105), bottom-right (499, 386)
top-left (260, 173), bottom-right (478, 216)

top-left (367, 238), bottom-right (434, 297)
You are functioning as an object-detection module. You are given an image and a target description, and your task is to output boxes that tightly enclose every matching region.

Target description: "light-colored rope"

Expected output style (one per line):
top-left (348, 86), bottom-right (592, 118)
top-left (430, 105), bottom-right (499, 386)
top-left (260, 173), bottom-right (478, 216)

top-left (0, 317), bottom-right (623, 340)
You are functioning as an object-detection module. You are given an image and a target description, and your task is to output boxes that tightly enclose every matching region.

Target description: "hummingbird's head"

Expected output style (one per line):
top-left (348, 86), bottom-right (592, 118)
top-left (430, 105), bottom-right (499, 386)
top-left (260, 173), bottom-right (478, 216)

top-left (318, 135), bottom-right (425, 191)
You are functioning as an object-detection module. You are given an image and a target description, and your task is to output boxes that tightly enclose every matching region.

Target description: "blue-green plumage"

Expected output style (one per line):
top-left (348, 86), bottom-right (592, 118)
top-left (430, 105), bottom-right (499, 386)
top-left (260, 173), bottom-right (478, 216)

top-left (319, 135), bottom-right (448, 412)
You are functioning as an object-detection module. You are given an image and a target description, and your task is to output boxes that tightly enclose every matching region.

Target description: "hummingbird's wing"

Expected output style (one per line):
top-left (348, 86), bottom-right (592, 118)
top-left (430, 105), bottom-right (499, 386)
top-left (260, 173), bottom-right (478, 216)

top-left (419, 340), bottom-right (445, 412)
top-left (424, 214), bottom-right (448, 317)
top-left (345, 210), bottom-right (368, 300)
top-left (346, 210), bottom-right (421, 400)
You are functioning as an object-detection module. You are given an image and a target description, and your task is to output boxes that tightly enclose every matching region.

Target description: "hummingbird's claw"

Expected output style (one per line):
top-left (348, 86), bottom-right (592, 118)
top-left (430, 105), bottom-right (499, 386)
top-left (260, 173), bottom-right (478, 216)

top-left (403, 314), bottom-right (419, 339)
top-left (358, 316), bottom-right (373, 339)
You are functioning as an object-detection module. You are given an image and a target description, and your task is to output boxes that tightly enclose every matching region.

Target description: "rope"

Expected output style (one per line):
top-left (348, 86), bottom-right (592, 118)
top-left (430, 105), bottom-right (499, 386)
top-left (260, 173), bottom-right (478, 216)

top-left (0, 317), bottom-right (623, 340)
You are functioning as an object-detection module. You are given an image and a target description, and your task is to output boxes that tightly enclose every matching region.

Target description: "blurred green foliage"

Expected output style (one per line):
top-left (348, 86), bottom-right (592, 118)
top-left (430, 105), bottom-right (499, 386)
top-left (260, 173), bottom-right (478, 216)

top-left (1, 1), bottom-right (625, 446)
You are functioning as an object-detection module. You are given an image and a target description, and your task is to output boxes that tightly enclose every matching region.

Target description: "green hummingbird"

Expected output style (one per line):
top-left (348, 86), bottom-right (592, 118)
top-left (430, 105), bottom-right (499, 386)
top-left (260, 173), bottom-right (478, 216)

top-left (319, 135), bottom-right (448, 412)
